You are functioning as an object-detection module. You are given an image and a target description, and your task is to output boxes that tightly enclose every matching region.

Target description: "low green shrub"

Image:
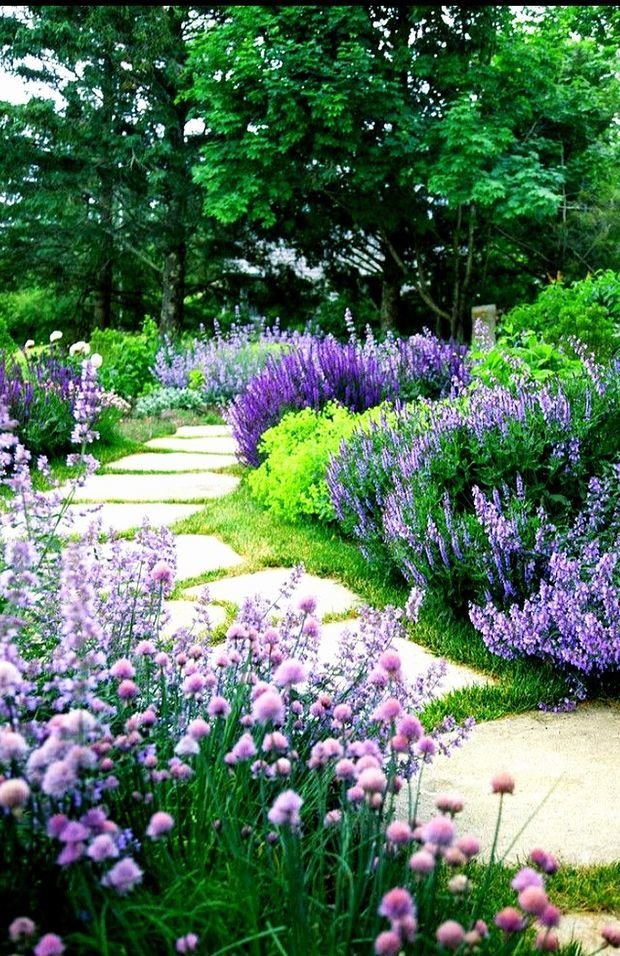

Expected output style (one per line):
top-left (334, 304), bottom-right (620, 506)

top-left (133, 386), bottom-right (210, 418)
top-left (469, 335), bottom-right (583, 387)
top-left (501, 271), bottom-right (620, 360)
top-left (89, 318), bottom-right (160, 399)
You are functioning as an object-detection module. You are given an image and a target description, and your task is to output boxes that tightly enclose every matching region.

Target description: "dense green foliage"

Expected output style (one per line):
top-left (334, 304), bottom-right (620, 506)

top-left (89, 319), bottom-right (160, 399)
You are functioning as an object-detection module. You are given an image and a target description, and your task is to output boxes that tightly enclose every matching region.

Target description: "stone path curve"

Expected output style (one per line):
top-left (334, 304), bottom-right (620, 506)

top-left (67, 423), bottom-right (619, 951)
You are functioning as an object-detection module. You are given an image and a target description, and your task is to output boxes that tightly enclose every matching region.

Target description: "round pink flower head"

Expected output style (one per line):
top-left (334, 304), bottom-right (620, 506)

top-left (146, 811), bottom-right (175, 839)
top-left (416, 736), bottom-right (436, 757)
top-left (151, 561), bottom-right (174, 587)
top-left (176, 933), bottom-right (199, 953)
top-left (378, 649), bottom-right (402, 675)
top-left (529, 847), bottom-right (559, 875)
top-left (435, 792), bottom-right (464, 815)
top-left (372, 697), bottom-right (402, 723)
top-left (436, 920), bottom-right (465, 950)
top-left (0, 777), bottom-right (30, 809)
top-left (87, 833), bottom-right (119, 862)
top-left (101, 856), bottom-right (143, 894)
top-left (117, 679), bottom-right (139, 701)
top-left (267, 789), bottom-right (303, 829)
top-left (385, 820), bottom-right (412, 846)
top-left (512, 867), bottom-right (544, 892)
top-left (207, 695), bottom-right (231, 719)
top-left (491, 771), bottom-right (515, 795)
top-left (518, 885), bottom-right (549, 916)
top-left (9, 917), bottom-right (36, 942)
top-left (420, 815), bottom-right (456, 848)
top-left (397, 715), bottom-right (423, 741)
top-left (333, 703), bottom-right (352, 723)
top-left (539, 905), bottom-right (561, 929)
top-left (495, 907), bottom-right (525, 934)
top-left (273, 658), bottom-right (307, 688)
top-left (110, 658), bottom-right (135, 680)
top-left (34, 934), bottom-right (65, 956)
top-left (187, 717), bottom-right (211, 740)
top-left (357, 767), bottom-right (387, 795)
top-left (251, 689), bottom-right (285, 725)
top-left (602, 925), bottom-right (620, 948)
top-left (298, 594), bottom-right (317, 614)
top-left (534, 930), bottom-right (559, 951)
top-left (374, 930), bottom-right (401, 956)
top-left (409, 849), bottom-right (436, 875)
top-left (379, 887), bottom-right (415, 922)
top-left (457, 834), bottom-right (480, 859)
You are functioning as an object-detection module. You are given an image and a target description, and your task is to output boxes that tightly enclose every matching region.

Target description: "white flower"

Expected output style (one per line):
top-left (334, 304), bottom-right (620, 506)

top-left (24, 339), bottom-right (35, 350)
top-left (89, 352), bottom-right (103, 369)
top-left (69, 340), bottom-right (90, 356)
top-left (49, 330), bottom-right (63, 343)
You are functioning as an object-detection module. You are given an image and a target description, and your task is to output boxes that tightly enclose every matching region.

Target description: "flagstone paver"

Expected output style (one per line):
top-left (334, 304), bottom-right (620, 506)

top-left (184, 567), bottom-right (361, 617)
top-left (105, 451), bottom-right (238, 472)
top-left (146, 436), bottom-right (238, 456)
top-left (163, 599), bottom-right (227, 636)
top-left (558, 913), bottom-right (620, 954)
top-left (64, 503), bottom-right (203, 536)
top-left (174, 534), bottom-right (243, 579)
top-left (400, 702), bottom-right (620, 866)
top-left (174, 425), bottom-right (233, 438)
top-left (318, 621), bottom-right (490, 695)
top-left (67, 472), bottom-right (239, 502)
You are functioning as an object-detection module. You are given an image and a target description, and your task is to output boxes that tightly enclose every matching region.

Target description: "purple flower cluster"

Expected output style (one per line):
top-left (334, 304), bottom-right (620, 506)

top-left (231, 329), bottom-right (468, 467)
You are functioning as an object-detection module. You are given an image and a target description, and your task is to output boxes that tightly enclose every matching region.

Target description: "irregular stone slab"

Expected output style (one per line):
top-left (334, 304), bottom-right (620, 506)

top-left (146, 436), bottom-right (238, 456)
top-left (184, 568), bottom-right (361, 617)
top-left (318, 621), bottom-right (489, 695)
top-left (64, 503), bottom-right (203, 536)
top-left (66, 472), bottom-right (239, 503)
top-left (174, 535), bottom-right (243, 580)
top-left (402, 703), bottom-right (620, 866)
top-left (163, 600), bottom-right (227, 637)
top-left (106, 452), bottom-right (238, 473)
top-left (174, 425), bottom-right (232, 438)
top-left (558, 913), bottom-right (620, 955)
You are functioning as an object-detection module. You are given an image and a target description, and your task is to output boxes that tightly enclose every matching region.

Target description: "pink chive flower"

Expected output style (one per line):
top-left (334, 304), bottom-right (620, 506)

top-left (298, 595), bottom-right (317, 614)
top-left (182, 672), bottom-right (207, 696)
top-left (539, 905), bottom-right (561, 929)
top-left (146, 811), bottom-right (175, 839)
top-left (374, 930), bottom-right (401, 955)
top-left (101, 857), bottom-right (144, 894)
top-left (87, 834), bottom-right (119, 862)
top-left (187, 718), bottom-right (211, 740)
top-left (519, 885), bottom-right (549, 916)
top-left (0, 777), bottom-right (30, 809)
top-left (207, 695), bottom-right (231, 719)
top-left (491, 771), bottom-right (515, 794)
top-left (251, 689), bottom-right (285, 725)
top-left (273, 658), bottom-right (307, 687)
top-left (346, 784), bottom-right (364, 803)
top-left (357, 767), bottom-right (387, 794)
top-left (495, 907), bottom-right (525, 934)
top-left (225, 733), bottom-right (257, 764)
top-left (529, 847), bottom-right (559, 874)
top-left (41, 761), bottom-right (77, 798)
top-left (372, 697), bottom-right (402, 722)
top-left (436, 920), bottom-right (465, 950)
top-left (9, 917), bottom-right (36, 942)
top-left (378, 650), bottom-right (402, 675)
top-left (34, 934), bottom-right (65, 956)
top-left (151, 561), bottom-right (173, 587)
top-left (416, 736), bottom-right (436, 757)
top-left (117, 679), bottom-right (139, 701)
top-left (435, 792), bottom-right (464, 815)
top-left (110, 658), bottom-right (135, 680)
top-left (511, 867), bottom-right (544, 892)
top-left (534, 930), bottom-right (559, 951)
top-left (397, 715), bottom-right (423, 741)
top-left (456, 834), bottom-right (480, 858)
top-left (324, 809), bottom-right (342, 827)
top-left (420, 815), bottom-right (456, 847)
top-left (409, 849), bottom-right (436, 874)
top-left (267, 789), bottom-right (303, 829)
top-left (378, 887), bottom-right (415, 922)
top-left (601, 925), bottom-right (620, 947)
top-left (176, 934), bottom-right (199, 953)
top-left (59, 821), bottom-right (89, 843)
top-left (385, 820), bottom-right (412, 845)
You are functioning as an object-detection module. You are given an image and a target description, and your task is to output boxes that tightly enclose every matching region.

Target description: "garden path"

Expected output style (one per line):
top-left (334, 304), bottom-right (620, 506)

top-left (72, 424), bottom-right (618, 950)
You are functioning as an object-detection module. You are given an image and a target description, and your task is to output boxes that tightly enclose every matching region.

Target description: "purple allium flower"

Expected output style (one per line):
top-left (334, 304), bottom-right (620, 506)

top-left (495, 908), bottom-right (525, 934)
top-left (529, 847), bottom-right (559, 874)
top-left (0, 777), bottom-right (30, 808)
top-left (378, 887), bottom-right (415, 922)
top-left (57, 842), bottom-right (85, 866)
top-left (374, 931), bottom-right (402, 956)
top-left (34, 933), bottom-right (65, 956)
top-left (436, 920), bottom-right (466, 950)
top-left (0, 728), bottom-right (28, 762)
top-left (87, 834), bottom-right (119, 862)
top-left (59, 821), bottom-right (90, 843)
top-left (101, 857), bottom-right (143, 894)
top-left (511, 867), bottom-right (544, 892)
top-left (298, 595), bottom-right (317, 614)
top-left (207, 695), bottom-right (231, 719)
top-left (251, 689), bottom-right (285, 725)
top-left (146, 811), bottom-right (175, 839)
top-left (176, 933), bottom-right (199, 953)
top-left (416, 736), bottom-right (436, 757)
top-left (110, 658), bottom-right (135, 680)
top-left (491, 771), bottom-right (515, 794)
top-left (9, 917), bottom-right (36, 942)
top-left (267, 789), bottom-right (303, 829)
top-left (539, 905), bottom-right (561, 929)
top-left (420, 815), bottom-right (456, 848)
top-left (41, 760), bottom-right (77, 798)
top-left (519, 886), bottom-right (549, 916)
top-left (273, 658), bottom-right (307, 687)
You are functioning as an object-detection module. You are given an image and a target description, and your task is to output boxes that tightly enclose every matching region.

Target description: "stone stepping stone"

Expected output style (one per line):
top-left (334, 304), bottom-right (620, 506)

top-left (557, 913), bottom-right (620, 955)
top-left (401, 702), bottom-right (620, 866)
top-left (184, 567), bottom-right (361, 617)
top-left (63, 503), bottom-right (203, 536)
top-left (163, 599), bottom-right (227, 637)
top-left (174, 425), bottom-right (232, 438)
top-left (318, 621), bottom-right (489, 696)
top-left (174, 535), bottom-right (243, 580)
top-left (146, 436), bottom-right (238, 456)
top-left (106, 452), bottom-right (238, 473)
top-left (66, 472), bottom-right (239, 503)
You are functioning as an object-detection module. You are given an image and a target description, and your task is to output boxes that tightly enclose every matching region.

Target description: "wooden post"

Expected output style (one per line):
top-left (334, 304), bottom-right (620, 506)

top-left (471, 304), bottom-right (497, 349)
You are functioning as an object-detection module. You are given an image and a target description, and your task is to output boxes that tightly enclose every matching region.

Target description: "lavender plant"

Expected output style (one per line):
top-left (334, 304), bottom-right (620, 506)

top-left (0, 389), bottom-right (585, 954)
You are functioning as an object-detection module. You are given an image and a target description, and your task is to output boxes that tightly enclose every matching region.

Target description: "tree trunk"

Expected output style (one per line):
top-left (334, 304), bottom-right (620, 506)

top-left (160, 244), bottom-right (186, 335)
top-left (93, 256), bottom-right (113, 329)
